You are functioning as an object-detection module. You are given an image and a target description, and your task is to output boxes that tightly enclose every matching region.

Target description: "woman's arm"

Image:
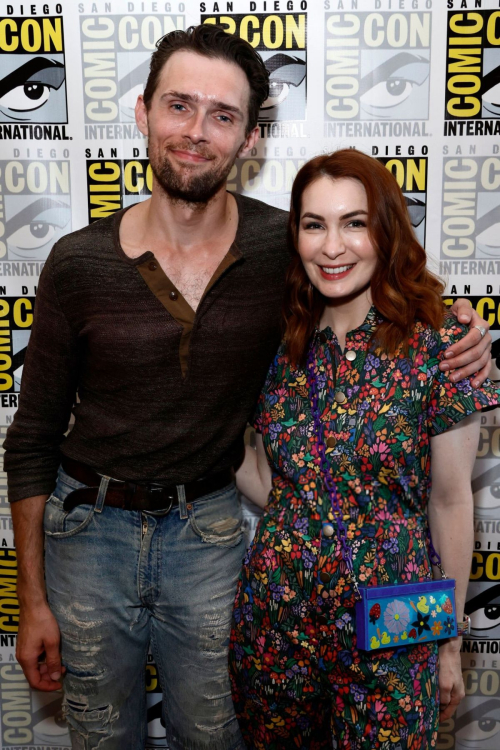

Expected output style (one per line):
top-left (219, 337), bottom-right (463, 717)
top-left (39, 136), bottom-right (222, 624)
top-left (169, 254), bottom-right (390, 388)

top-left (236, 433), bottom-right (272, 509)
top-left (428, 412), bottom-right (481, 721)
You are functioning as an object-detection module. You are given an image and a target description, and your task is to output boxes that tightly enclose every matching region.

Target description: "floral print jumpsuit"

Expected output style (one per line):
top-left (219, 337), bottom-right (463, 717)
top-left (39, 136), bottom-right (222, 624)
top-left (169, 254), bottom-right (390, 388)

top-left (229, 308), bottom-right (500, 750)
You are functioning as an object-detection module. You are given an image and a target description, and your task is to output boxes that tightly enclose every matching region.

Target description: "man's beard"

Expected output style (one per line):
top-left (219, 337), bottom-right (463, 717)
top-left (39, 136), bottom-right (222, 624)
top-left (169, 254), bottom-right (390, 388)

top-left (149, 141), bottom-right (235, 207)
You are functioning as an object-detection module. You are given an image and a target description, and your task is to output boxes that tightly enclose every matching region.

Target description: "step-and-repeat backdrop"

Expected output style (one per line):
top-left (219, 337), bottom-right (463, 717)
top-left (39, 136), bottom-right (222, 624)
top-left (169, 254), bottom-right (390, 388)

top-left (0, 0), bottom-right (499, 747)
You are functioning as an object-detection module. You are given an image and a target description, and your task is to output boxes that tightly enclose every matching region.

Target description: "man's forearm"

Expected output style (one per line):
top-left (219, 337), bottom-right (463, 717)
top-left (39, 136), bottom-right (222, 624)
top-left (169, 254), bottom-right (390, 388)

top-left (11, 495), bottom-right (49, 608)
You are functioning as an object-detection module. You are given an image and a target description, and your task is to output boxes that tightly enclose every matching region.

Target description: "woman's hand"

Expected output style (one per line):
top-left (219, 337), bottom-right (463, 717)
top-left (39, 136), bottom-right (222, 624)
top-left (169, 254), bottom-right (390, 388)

top-left (442, 299), bottom-right (492, 386)
top-left (438, 639), bottom-right (465, 721)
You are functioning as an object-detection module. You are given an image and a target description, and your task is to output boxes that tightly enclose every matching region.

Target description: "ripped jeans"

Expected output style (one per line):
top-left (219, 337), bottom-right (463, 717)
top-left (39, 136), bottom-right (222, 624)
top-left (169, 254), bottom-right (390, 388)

top-left (44, 466), bottom-right (247, 750)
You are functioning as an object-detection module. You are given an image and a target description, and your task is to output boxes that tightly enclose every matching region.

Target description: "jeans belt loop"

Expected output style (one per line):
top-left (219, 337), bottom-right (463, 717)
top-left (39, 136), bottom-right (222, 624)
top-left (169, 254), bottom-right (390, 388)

top-left (95, 475), bottom-right (110, 513)
top-left (177, 485), bottom-right (187, 519)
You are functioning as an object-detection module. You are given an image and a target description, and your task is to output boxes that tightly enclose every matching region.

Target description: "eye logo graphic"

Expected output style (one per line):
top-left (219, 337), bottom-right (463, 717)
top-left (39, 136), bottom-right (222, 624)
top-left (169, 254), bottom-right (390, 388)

top-left (465, 583), bottom-right (500, 638)
top-left (0, 160), bottom-right (71, 261)
top-left (0, 16), bottom-right (67, 124)
top-left (359, 51), bottom-right (429, 122)
top-left (259, 51), bottom-right (306, 122)
top-left (202, 14), bottom-right (307, 123)
top-left (324, 12), bottom-right (431, 123)
top-left (453, 697), bottom-right (500, 750)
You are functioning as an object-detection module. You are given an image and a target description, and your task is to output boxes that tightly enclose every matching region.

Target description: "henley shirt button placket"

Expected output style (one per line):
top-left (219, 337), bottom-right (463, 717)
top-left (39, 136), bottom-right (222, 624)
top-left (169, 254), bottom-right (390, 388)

top-left (148, 261), bottom-right (158, 271)
top-left (169, 291), bottom-right (178, 301)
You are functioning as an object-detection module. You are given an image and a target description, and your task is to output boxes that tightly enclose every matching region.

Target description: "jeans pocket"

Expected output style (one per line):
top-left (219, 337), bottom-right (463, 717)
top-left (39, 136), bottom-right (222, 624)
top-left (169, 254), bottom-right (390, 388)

top-left (188, 483), bottom-right (243, 548)
top-left (44, 495), bottom-right (95, 538)
top-left (44, 467), bottom-right (95, 539)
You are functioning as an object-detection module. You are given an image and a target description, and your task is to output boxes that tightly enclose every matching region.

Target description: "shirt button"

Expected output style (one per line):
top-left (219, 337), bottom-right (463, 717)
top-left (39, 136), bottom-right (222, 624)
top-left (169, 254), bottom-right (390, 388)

top-left (326, 436), bottom-right (336, 448)
top-left (320, 571), bottom-right (331, 584)
top-left (345, 350), bottom-right (356, 361)
top-left (323, 523), bottom-right (334, 537)
top-left (169, 291), bottom-right (178, 301)
top-left (334, 391), bottom-right (347, 404)
top-left (148, 261), bottom-right (158, 271)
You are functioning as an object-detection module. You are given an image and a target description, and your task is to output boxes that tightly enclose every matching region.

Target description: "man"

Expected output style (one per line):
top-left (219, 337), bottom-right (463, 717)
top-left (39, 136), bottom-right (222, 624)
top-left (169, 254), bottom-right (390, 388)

top-left (3, 24), bottom-right (492, 750)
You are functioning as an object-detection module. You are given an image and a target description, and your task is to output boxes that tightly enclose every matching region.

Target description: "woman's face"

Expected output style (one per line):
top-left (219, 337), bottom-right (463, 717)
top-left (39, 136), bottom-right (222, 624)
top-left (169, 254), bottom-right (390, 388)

top-left (297, 176), bottom-right (378, 304)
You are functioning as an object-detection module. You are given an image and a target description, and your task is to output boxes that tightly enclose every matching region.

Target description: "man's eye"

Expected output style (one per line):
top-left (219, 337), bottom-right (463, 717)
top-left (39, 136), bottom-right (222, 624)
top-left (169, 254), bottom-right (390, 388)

top-left (8, 222), bottom-right (56, 250)
top-left (360, 78), bottom-right (415, 108)
top-left (0, 83), bottom-right (51, 112)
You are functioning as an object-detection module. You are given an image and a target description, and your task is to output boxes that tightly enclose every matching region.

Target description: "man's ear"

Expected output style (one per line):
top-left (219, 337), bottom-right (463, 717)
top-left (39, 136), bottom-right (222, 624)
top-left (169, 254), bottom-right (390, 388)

top-left (238, 126), bottom-right (260, 158)
top-left (136, 94), bottom-right (149, 137)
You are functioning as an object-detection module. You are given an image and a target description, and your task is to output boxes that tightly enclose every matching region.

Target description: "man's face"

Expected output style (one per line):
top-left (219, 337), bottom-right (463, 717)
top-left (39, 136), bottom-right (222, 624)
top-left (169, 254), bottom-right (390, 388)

top-left (136, 51), bottom-right (258, 205)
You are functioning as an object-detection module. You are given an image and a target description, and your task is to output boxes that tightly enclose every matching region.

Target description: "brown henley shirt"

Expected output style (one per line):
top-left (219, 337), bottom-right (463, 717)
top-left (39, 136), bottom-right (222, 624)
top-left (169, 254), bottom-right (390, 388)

top-left (4, 193), bottom-right (290, 502)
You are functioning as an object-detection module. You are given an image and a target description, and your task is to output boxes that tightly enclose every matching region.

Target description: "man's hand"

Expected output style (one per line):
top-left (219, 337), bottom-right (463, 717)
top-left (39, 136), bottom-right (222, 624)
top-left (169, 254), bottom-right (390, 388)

top-left (438, 640), bottom-right (465, 722)
top-left (441, 299), bottom-right (492, 387)
top-left (16, 603), bottom-right (65, 691)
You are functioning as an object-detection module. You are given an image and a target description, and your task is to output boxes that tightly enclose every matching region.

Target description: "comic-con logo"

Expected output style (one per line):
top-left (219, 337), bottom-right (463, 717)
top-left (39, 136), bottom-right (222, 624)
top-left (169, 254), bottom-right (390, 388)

top-left (80, 14), bottom-right (184, 135)
top-left (0, 15), bottom-right (67, 126)
top-left (0, 158), bottom-right (71, 261)
top-left (375, 155), bottom-right (427, 247)
top-left (227, 156), bottom-right (306, 211)
top-left (324, 12), bottom-right (430, 128)
top-left (440, 156), bottom-right (500, 266)
top-left (0, 661), bottom-right (71, 746)
top-left (0, 296), bottom-right (34, 394)
top-left (87, 157), bottom-right (152, 222)
top-left (445, 9), bottom-right (500, 136)
top-left (441, 651), bottom-right (500, 750)
top-left (201, 13), bottom-right (307, 122)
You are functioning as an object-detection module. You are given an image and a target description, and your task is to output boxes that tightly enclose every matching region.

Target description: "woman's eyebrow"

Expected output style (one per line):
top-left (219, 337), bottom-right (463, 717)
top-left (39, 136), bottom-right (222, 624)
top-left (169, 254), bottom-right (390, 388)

top-left (339, 210), bottom-right (368, 220)
top-left (301, 212), bottom-right (324, 220)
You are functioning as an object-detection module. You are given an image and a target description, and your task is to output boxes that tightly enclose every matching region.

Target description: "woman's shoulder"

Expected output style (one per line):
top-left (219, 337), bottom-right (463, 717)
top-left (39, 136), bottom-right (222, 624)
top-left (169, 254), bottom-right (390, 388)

top-left (409, 314), bottom-right (467, 359)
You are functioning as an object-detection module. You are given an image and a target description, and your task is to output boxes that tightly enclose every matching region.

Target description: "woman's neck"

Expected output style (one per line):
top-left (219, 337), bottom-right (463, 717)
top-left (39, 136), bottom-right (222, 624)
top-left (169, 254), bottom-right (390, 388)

top-left (320, 291), bottom-right (373, 351)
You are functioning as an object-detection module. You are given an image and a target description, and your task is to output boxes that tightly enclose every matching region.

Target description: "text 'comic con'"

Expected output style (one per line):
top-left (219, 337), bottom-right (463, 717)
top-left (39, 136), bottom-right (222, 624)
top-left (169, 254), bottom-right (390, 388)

top-left (0, 0), bottom-right (499, 748)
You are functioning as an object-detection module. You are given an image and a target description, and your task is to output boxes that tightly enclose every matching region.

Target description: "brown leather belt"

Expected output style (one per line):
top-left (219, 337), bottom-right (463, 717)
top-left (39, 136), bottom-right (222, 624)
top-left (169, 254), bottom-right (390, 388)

top-left (61, 457), bottom-right (235, 515)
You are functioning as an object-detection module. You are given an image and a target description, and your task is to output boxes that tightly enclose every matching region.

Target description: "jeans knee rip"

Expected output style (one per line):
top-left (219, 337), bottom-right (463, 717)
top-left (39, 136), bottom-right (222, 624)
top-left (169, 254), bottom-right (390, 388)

top-left (168, 714), bottom-right (243, 750)
top-left (63, 696), bottom-right (118, 749)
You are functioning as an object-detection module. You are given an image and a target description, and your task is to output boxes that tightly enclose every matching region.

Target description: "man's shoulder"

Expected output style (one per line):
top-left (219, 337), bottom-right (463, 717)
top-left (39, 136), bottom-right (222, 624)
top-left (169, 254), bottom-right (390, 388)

top-left (234, 193), bottom-right (289, 262)
top-left (236, 193), bottom-right (289, 224)
top-left (51, 212), bottom-right (118, 263)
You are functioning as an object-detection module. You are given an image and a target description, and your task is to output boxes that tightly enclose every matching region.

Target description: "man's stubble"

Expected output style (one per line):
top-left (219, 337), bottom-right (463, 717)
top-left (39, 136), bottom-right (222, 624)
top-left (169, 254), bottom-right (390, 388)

top-left (148, 137), bottom-right (243, 209)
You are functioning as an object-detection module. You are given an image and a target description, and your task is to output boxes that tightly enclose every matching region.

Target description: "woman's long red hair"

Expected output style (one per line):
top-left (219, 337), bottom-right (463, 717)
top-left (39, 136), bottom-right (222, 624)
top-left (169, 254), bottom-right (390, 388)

top-left (283, 149), bottom-right (445, 365)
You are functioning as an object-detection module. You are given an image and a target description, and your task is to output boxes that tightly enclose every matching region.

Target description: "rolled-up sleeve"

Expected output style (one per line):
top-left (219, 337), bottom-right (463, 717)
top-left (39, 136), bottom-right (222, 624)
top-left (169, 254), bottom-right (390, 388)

top-left (3, 246), bottom-right (79, 502)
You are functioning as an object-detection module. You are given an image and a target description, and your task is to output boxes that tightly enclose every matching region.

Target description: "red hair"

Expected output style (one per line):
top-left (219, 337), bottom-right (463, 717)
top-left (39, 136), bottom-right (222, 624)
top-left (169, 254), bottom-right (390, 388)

top-left (283, 149), bottom-right (445, 365)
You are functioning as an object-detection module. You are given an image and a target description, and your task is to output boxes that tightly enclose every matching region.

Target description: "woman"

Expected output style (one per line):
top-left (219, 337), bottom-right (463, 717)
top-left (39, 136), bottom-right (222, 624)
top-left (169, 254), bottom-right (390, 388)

top-left (230, 150), bottom-right (500, 750)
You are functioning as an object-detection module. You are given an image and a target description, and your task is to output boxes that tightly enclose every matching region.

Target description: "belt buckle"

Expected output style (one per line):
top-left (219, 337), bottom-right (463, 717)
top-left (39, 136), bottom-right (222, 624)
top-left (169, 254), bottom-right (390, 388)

top-left (142, 485), bottom-right (174, 516)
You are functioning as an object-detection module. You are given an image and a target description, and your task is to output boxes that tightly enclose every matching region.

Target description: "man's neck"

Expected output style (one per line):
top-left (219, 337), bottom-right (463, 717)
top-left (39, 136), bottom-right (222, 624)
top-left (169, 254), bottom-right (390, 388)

top-left (138, 180), bottom-right (235, 254)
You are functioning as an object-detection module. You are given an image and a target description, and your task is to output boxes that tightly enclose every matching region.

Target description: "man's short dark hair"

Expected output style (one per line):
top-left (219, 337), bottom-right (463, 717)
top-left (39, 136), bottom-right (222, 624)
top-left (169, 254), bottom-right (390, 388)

top-left (143, 24), bottom-right (270, 133)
